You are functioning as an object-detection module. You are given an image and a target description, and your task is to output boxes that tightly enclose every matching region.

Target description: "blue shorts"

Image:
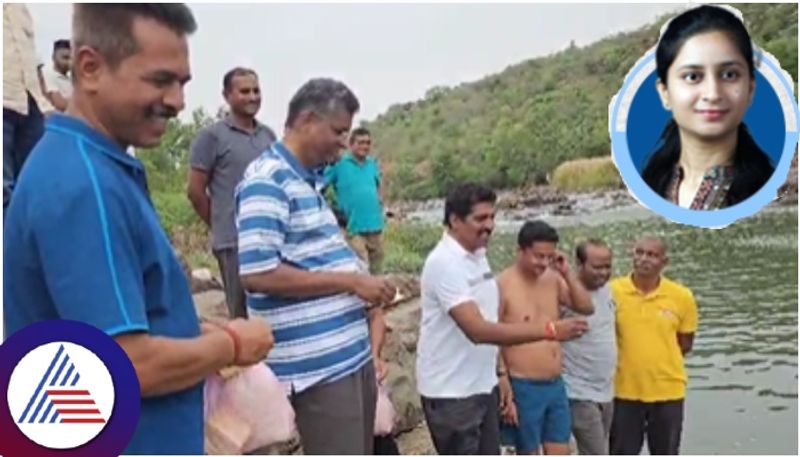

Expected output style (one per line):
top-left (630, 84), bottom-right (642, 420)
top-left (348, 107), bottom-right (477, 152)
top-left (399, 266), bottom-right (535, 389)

top-left (501, 376), bottom-right (572, 453)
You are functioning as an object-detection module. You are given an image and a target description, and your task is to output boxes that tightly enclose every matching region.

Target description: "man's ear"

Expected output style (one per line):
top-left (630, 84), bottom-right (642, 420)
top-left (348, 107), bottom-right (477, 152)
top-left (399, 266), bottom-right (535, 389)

top-left (448, 212), bottom-right (464, 231)
top-left (72, 45), bottom-right (106, 92)
top-left (294, 109), bottom-right (319, 132)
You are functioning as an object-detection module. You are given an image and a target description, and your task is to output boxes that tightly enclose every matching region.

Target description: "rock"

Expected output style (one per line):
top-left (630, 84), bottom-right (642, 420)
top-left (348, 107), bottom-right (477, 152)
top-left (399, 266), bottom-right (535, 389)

top-left (176, 249), bottom-right (223, 294)
top-left (383, 300), bottom-right (424, 434)
top-left (194, 290), bottom-right (227, 321)
top-left (396, 421), bottom-right (435, 455)
top-left (496, 185), bottom-right (568, 211)
top-left (191, 268), bottom-right (222, 293)
top-left (193, 268), bottom-right (214, 283)
top-left (552, 201), bottom-right (575, 216)
top-left (383, 273), bottom-right (420, 308)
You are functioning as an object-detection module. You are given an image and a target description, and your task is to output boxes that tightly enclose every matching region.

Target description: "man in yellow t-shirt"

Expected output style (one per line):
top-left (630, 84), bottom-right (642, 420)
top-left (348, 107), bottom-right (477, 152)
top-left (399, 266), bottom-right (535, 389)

top-left (609, 236), bottom-right (698, 455)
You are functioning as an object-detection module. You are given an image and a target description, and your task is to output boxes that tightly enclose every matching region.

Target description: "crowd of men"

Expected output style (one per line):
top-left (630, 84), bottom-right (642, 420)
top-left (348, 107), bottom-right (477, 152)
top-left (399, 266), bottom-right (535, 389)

top-left (4, 4), bottom-right (699, 456)
top-left (416, 184), bottom-right (698, 456)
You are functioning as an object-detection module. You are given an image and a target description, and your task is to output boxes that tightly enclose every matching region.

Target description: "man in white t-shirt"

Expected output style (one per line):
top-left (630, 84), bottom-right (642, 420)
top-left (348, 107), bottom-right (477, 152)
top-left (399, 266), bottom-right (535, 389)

top-left (42, 39), bottom-right (73, 112)
top-left (416, 182), bottom-right (589, 455)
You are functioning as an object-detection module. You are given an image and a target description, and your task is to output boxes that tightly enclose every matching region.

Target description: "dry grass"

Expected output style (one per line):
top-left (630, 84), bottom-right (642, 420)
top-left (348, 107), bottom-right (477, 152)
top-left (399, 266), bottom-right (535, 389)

top-left (170, 224), bottom-right (218, 275)
top-left (551, 156), bottom-right (623, 192)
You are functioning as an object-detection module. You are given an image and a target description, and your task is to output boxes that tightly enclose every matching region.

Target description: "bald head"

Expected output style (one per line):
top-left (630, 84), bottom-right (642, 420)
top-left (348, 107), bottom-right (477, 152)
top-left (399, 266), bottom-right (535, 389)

top-left (632, 235), bottom-right (668, 278)
top-left (635, 235), bottom-right (667, 255)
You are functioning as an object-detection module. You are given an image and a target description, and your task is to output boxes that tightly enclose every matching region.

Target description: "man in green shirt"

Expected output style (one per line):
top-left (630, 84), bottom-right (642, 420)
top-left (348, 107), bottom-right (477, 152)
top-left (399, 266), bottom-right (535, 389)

top-left (325, 127), bottom-right (385, 273)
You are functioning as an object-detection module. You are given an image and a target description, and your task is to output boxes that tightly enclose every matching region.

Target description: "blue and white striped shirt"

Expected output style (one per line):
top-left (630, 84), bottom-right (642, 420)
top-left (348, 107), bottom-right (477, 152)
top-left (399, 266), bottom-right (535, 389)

top-left (236, 141), bottom-right (371, 393)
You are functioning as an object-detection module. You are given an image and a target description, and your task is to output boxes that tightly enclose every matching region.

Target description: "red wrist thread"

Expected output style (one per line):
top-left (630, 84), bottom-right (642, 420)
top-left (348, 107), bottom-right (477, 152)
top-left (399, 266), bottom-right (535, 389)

top-left (219, 324), bottom-right (241, 364)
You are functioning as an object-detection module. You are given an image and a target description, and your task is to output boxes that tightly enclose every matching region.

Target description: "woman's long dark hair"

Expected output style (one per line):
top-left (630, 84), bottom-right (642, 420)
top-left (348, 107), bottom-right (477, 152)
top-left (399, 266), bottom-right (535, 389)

top-left (643, 121), bottom-right (774, 206)
top-left (642, 5), bottom-right (775, 207)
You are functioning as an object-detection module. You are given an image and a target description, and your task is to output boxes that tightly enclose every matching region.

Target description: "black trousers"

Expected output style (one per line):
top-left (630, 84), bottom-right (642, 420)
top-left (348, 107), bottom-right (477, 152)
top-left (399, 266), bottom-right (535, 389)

top-left (610, 398), bottom-right (684, 455)
top-left (421, 387), bottom-right (500, 455)
top-left (374, 435), bottom-right (400, 455)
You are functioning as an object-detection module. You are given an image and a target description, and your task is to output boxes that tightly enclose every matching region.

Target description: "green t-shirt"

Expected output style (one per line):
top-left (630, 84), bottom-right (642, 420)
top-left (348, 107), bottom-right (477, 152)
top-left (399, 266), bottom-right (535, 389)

top-left (324, 152), bottom-right (384, 234)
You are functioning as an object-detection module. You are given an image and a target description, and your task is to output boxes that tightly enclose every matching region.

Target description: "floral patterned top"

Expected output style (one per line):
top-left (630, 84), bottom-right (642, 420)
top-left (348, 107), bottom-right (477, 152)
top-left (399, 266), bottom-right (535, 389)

top-left (667, 164), bottom-right (735, 210)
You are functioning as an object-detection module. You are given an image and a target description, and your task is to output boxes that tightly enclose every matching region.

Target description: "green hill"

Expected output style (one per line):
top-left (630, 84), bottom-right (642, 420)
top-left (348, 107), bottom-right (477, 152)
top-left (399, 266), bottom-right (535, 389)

top-left (366, 3), bottom-right (798, 200)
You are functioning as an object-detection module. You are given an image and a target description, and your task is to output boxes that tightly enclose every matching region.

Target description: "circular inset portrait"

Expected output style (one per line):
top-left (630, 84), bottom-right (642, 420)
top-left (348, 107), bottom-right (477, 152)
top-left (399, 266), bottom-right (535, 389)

top-left (610, 4), bottom-right (799, 228)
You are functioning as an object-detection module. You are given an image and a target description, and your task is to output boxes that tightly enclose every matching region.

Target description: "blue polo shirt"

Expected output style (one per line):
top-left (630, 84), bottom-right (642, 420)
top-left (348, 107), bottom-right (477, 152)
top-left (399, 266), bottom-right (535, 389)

top-left (324, 152), bottom-right (384, 234)
top-left (3, 114), bottom-right (204, 455)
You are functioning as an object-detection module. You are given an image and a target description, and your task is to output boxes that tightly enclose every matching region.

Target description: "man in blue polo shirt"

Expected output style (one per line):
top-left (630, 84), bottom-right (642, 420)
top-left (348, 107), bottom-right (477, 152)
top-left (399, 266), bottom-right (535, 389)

top-left (325, 127), bottom-right (385, 273)
top-left (237, 78), bottom-right (397, 454)
top-left (3, 5), bottom-right (273, 455)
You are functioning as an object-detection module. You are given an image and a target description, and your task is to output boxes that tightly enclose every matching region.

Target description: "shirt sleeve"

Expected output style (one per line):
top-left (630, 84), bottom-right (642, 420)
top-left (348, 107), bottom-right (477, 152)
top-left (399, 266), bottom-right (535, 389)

top-left (189, 127), bottom-right (218, 171)
top-left (31, 179), bottom-right (149, 337)
top-left (678, 288), bottom-right (698, 334)
top-left (42, 68), bottom-right (58, 94)
top-left (237, 173), bottom-right (290, 275)
top-left (432, 261), bottom-right (474, 312)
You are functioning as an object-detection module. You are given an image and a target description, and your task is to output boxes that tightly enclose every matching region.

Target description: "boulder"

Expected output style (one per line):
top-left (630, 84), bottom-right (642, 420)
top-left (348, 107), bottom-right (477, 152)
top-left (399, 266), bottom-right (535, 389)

top-left (194, 290), bottom-right (227, 321)
top-left (191, 268), bottom-right (222, 293)
top-left (382, 300), bottom-right (424, 434)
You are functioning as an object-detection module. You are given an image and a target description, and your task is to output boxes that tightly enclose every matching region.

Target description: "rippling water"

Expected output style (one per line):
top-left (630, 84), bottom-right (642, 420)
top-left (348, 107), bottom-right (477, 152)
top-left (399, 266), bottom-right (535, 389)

top-left (486, 206), bottom-right (798, 455)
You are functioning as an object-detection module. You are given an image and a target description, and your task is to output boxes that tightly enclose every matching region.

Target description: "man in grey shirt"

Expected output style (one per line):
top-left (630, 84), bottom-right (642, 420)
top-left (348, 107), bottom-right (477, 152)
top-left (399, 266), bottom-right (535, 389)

top-left (561, 238), bottom-right (616, 455)
top-left (188, 67), bottom-right (276, 318)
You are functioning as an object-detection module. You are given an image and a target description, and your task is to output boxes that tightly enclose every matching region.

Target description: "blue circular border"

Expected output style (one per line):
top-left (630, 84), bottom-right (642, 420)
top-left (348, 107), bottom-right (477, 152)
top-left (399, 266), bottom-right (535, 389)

top-left (610, 49), bottom-right (799, 228)
top-left (0, 320), bottom-right (140, 457)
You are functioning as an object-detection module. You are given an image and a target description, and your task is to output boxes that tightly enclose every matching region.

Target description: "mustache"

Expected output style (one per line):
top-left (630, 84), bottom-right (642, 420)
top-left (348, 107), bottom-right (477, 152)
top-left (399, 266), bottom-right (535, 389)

top-left (147, 105), bottom-right (179, 119)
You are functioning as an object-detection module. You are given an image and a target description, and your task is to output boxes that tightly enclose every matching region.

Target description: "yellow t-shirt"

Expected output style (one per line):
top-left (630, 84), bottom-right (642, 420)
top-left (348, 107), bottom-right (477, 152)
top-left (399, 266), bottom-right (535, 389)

top-left (611, 275), bottom-right (698, 402)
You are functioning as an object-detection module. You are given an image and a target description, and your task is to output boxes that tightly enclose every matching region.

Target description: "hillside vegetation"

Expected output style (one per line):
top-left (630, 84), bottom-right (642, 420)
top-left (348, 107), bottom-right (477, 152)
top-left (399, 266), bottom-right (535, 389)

top-left (366, 3), bottom-right (798, 200)
top-left (136, 3), bottom-right (797, 270)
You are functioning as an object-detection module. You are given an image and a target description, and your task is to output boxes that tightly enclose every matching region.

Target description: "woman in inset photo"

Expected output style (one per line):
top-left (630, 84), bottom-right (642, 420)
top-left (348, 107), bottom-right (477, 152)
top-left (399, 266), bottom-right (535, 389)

top-left (642, 5), bottom-right (775, 210)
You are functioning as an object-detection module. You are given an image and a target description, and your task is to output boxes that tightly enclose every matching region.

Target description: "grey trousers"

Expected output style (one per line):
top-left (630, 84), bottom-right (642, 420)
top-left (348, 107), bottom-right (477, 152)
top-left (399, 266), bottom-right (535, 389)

top-left (213, 247), bottom-right (247, 318)
top-left (421, 387), bottom-right (501, 455)
top-left (570, 399), bottom-right (614, 455)
top-left (291, 362), bottom-right (378, 455)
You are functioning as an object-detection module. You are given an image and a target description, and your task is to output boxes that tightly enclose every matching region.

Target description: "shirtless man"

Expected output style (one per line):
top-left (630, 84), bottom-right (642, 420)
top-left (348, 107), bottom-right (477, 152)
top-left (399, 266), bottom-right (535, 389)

top-left (499, 220), bottom-right (594, 455)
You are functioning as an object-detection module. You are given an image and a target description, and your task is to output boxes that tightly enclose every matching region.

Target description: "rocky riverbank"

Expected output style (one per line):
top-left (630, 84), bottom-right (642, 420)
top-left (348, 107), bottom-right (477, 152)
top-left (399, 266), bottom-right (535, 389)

top-left (387, 154), bottom-right (798, 227)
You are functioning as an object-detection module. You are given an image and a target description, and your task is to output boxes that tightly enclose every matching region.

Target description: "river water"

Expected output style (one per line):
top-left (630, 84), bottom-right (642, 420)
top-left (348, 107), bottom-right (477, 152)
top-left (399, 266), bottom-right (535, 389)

top-left (477, 205), bottom-right (797, 455)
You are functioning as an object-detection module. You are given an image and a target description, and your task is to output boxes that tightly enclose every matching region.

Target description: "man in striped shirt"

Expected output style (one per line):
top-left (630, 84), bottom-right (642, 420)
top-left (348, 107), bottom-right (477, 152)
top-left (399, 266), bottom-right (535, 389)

top-left (236, 78), bottom-right (396, 455)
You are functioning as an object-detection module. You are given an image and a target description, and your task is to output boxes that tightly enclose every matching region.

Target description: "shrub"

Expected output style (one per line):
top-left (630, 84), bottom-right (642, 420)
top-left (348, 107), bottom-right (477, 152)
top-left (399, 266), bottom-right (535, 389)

top-left (551, 156), bottom-right (623, 192)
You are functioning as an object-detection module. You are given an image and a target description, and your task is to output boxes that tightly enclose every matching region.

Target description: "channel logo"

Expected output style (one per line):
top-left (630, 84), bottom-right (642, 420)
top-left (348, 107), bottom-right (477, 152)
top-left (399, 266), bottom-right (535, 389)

top-left (9, 342), bottom-right (114, 449)
top-left (0, 320), bottom-right (140, 457)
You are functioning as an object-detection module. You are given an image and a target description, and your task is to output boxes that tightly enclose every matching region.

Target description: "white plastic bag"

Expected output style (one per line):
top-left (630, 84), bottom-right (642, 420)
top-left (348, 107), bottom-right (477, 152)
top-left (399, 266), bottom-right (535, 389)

top-left (205, 364), bottom-right (296, 454)
top-left (374, 383), bottom-right (396, 436)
